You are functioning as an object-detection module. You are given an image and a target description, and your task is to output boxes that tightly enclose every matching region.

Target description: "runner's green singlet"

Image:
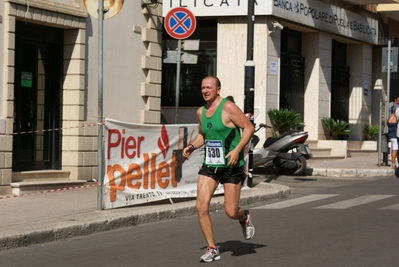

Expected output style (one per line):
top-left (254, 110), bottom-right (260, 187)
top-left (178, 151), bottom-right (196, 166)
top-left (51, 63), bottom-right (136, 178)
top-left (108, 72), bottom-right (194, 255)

top-left (201, 98), bottom-right (244, 168)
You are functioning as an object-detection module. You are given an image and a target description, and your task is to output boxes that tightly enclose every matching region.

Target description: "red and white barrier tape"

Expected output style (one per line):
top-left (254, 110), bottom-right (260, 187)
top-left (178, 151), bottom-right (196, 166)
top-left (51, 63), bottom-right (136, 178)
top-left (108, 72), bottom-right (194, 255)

top-left (10, 121), bottom-right (104, 135)
top-left (1, 122), bottom-right (106, 199)
top-left (0, 183), bottom-right (99, 200)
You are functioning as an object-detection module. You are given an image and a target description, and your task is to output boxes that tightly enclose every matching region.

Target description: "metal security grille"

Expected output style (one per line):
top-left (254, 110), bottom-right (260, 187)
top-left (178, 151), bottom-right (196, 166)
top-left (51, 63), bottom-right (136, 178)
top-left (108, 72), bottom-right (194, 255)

top-left (280, 29), bottom-right (305, 118)
top-left (280, 52), bottom-right (305, 117)
top-left (331, 41), bottom-right (350, 121)
top-left (331, 64), bottom-right (350, 121)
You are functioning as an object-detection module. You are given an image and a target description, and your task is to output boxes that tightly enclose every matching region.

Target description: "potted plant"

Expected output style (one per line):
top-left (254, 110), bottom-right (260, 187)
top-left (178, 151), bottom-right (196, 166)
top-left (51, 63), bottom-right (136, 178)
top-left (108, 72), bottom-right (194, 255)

top-left (267, 108), bottom-right (305, 136)
top-left (321, 117), bottom-right (351, 140)
top-left (363, 124), bottom-right (379, 141)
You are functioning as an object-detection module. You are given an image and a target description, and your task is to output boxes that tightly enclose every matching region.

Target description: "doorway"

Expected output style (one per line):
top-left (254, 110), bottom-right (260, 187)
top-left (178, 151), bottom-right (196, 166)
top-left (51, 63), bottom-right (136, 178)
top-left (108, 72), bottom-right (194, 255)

top-left (331, 40), bottom-right (350, 122)
top-left (280, 28), bottom-right (305, 119)
top-left (13, 21), bottom-right (63, 171)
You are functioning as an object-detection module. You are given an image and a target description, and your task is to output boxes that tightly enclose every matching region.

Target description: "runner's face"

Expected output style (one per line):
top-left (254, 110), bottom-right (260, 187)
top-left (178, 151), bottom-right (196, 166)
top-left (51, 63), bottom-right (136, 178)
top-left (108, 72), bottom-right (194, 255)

top-left (201, 78), bottom-right (220, 102)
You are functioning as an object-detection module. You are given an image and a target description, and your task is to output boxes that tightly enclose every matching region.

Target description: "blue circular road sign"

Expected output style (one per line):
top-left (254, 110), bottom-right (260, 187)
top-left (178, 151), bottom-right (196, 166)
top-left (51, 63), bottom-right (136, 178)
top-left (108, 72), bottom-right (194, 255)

top-left (164, 7), bottom-right (196, 40)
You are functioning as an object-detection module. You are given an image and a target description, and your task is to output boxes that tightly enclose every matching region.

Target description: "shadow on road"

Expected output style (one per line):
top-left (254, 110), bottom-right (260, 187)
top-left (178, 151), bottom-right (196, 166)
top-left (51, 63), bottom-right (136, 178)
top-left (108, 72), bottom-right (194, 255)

top-left (215, 240), bottom-right (267, 256)
top-left (257, 174), bottom-right (318, 184)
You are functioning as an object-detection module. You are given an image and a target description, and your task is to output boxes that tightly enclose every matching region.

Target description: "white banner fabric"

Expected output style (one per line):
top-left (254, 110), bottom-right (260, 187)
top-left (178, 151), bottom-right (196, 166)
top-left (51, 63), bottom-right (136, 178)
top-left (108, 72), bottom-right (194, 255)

top-left (103, 119), bottom-right (247, 209)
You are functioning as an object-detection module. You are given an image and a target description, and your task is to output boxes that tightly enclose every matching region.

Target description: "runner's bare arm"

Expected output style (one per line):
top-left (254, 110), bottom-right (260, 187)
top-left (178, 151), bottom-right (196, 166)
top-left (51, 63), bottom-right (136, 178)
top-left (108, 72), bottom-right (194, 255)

top-left (183, 107), bottom-right (204, 159)
top-left (223, 102), bottom-right (254, 165)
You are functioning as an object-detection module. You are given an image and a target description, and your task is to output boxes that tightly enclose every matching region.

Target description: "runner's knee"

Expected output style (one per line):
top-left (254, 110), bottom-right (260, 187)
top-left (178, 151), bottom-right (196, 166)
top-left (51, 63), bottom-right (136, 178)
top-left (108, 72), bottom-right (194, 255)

top-left (196, 201), bottom-right (209, 215)
top-left (224, 207), bottom-right (239, 219)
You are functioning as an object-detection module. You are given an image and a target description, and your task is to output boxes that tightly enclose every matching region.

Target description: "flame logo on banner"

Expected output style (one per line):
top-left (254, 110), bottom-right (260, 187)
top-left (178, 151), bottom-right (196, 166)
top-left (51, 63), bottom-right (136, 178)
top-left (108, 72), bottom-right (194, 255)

top-left (158, 125), bottom-right (169, 158)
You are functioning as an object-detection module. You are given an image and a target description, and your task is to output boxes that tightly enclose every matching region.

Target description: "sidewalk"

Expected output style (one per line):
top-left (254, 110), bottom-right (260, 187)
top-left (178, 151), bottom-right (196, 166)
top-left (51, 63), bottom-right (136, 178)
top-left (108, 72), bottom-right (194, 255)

top-left (0, 153), bottom-right (395, 251)
top-left (307, 153), bottom-right (395, 178)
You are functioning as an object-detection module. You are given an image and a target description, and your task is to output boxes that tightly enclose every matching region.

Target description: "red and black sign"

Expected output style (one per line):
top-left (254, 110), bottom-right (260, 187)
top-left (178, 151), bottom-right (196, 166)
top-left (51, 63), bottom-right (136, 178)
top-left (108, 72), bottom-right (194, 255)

top-left (164, 7), bottom-right (196, 40)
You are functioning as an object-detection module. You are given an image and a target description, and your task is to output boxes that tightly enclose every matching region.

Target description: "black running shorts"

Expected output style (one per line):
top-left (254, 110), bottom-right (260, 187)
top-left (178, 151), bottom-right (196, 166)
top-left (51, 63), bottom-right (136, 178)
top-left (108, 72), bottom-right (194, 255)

top-left (198, 164), bottom-right (246, 184)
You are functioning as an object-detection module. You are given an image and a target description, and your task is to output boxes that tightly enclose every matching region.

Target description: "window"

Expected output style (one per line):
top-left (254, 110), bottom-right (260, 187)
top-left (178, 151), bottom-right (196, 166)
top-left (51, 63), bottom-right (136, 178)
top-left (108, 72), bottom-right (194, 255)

top-left (162, 19), bottom-right (217, 107)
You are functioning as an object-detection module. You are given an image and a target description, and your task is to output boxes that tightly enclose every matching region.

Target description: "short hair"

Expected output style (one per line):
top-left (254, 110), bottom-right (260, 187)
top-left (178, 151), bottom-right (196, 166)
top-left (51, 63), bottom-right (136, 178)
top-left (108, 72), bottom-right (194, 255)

top-left (393, 94), bottom-right (399, 101)
top-left (202, 75), bottom-right (221, 88)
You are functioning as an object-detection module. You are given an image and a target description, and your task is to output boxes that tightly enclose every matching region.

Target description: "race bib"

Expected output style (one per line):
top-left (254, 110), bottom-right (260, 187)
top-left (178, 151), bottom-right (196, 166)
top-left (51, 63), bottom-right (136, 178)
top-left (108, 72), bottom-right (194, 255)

top-left (205, 140), bottom-right (225, 165)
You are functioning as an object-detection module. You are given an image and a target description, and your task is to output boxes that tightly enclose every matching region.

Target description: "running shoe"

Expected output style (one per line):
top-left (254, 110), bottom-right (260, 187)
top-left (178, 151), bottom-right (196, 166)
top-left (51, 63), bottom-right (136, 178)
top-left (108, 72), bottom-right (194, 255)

top-left (200, 247), bottom-right (221, 262)
top-left (240, 210), bottom-right (255, 240)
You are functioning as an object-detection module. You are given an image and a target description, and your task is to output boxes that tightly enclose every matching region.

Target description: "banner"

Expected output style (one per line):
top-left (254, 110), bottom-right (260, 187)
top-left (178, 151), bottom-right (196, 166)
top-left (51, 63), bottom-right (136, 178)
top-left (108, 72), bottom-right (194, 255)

top-left (103, 119), bottom-right (228, 209)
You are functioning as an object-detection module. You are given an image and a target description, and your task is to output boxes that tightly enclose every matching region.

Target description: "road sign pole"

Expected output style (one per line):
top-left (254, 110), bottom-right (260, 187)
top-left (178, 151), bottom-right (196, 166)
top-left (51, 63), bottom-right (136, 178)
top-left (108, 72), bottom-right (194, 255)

top-left (164, 7), bottom-right (196, 124)
top-left (245, 0), bottom-right (255, 187)
top-left (378, 99), bottom-right (382, 166)
top-left (175, 39), bottom-right (182, 124)
top-left (97, 0), bottom-right (104, 210)
top-left (386, 40), bottom-right (391, 133)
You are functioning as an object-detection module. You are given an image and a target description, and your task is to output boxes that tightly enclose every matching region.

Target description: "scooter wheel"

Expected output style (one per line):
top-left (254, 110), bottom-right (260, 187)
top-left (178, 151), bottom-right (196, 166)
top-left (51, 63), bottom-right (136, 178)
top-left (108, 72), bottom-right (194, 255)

top-left (291, 155), bottom-right (307, 175)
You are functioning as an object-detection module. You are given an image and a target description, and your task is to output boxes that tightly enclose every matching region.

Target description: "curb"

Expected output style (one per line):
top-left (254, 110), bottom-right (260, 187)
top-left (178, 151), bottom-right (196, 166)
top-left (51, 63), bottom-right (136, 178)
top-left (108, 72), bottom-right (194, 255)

top-left (0, 183), bottom-right (290, 251)
top-left (311, 168), bottom-right (395, 178)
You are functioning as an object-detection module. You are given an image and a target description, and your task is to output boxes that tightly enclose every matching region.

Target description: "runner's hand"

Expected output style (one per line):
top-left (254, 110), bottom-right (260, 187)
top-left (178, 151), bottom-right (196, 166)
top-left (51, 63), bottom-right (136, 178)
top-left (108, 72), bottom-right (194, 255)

top-left (225, 150), bottom-right (239, 166)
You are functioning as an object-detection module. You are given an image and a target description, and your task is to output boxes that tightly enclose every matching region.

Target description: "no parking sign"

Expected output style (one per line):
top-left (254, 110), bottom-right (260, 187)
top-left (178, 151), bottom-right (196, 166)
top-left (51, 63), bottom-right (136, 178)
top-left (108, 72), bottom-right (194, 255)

top-left (164, 7), bottom-right (196, 40)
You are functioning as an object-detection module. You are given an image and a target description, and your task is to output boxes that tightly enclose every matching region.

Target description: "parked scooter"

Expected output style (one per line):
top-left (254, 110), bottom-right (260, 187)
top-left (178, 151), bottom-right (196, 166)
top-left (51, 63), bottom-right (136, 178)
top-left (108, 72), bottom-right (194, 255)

top-left (250, 121), bottom-right (313, 175)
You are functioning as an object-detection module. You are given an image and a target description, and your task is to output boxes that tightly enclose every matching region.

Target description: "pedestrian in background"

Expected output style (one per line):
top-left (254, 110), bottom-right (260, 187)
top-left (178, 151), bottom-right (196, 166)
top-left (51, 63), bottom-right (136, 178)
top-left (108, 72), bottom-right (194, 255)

top-left (182, 76), bottom-right (255, 263)
top-left (390, 94), bottom-right (399, 113)
top-left (388, 105), bottom-right (398, 168)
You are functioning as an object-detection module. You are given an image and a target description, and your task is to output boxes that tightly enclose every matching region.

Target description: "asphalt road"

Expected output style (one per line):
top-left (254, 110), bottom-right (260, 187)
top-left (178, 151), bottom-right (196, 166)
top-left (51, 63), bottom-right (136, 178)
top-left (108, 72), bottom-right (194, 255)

top-left (1, 175), bottom-right (398, 267)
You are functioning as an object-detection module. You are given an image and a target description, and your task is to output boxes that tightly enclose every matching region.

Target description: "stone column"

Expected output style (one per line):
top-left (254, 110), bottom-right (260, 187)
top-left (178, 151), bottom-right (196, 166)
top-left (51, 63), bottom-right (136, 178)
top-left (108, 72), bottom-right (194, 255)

top-left (303, 32), bottom-right (332, 140)
top-left (347, 43), bottom-right (372, 140)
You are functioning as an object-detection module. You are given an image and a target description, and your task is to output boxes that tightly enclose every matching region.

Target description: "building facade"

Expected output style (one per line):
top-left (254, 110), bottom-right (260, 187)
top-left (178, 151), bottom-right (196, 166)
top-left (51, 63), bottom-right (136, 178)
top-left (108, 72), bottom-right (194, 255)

top-left (161, 0), bottom-right (399, 146)
top-left (1, 0), bottom-right (399, 195)
top-left (0, 0), bottom-right (163, 194)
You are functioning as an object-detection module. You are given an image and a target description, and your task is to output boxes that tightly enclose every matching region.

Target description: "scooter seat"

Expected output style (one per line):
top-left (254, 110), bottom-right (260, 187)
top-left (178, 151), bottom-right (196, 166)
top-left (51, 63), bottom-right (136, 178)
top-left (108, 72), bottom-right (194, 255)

top-left (263, 137), bottom-right (279, 148)
top-left (262, 130), bottom-right (304, 148)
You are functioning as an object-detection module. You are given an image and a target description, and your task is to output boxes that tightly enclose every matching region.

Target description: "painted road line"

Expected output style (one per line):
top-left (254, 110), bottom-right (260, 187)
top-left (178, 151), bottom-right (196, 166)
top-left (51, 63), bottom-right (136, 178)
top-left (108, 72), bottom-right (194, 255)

top-left (379, 203), bottom-right (399, 210)
top-left (314, 195), bottom-right (395, 209)
top-left (253, 194), bottom-right (339, 209)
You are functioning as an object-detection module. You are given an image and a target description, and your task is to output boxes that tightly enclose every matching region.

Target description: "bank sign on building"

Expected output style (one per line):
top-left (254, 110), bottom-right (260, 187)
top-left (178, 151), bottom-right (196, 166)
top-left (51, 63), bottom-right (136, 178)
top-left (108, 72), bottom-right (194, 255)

top-left (164, 0), bottom-right (378, 43)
